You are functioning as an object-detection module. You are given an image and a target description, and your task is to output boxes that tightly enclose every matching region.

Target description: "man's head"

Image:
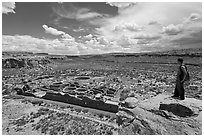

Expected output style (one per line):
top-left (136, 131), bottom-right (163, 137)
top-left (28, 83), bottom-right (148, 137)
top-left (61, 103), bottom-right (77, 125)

top-left (177, 58), bottom-right (183, 65)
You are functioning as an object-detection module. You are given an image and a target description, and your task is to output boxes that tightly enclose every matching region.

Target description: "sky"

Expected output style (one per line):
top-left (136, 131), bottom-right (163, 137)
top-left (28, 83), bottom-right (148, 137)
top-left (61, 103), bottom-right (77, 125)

top-left (2, 2), bottom-right (202, 55)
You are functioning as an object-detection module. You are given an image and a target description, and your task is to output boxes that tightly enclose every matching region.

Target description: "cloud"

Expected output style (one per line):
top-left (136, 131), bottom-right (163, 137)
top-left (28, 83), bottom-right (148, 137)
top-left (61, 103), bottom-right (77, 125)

top-left (4, 3), bottom-right (202, 55)
top-left (82, 39), bottom-right (120, 54)
top-left (3, 35), bottom-right (48, 52)
top-left (114, 23), bottom-right (142, 32)
top-left (136, 39), bottom-right (150, 45)
top-left (148, 20), bottom-right (159, 25)
top-left (77, 33), bottom-right (122, 54)
top-left (83, 34), bottom-right (111, 47)
top-left (76, 8), bottom-right (103, 20)
top-left (51, 3), bottom-right (202, 54)
top-left (42, 25), bottom-right (75, 42)
top-left (97, 36), bottom-right (110, 45)
top-left (170, 31), bottom-right (202, 46)
top-left (84, 34), bottom-right (94, 40)
top-left (116, 35), bottom-right (136, 48)
top-left (2, 34), bottom-right (121, 55)
top-left (95, 3), bottom-right (201, 39)
top-left (85, 38), bottom-right (99, 46)
top-left (106, 2), bottom-right (136, 11)
top-left (183, 13), bottom-right (202, 23)
top-left (2, 35), bottom-right (79, 55)
top-left (2, 2), bottom-right (16, 14)
top-left (133, 33), bottom-right (161, 40)
top-left (62, 33), bottom-right (75, 41)
top-left (53, 5), bottom-right (103, 21)
top-left (83, 34), bottom-right (110, 46)
top-left (133, 33), bottom-right (161, 46)
top-left (53, 3), bottom-right (201, 53)
top-left (42, 25), bottom-right (65, 36)
top-left (162, 24), bottom-right (184, 35)
top-left (182, 13), bottom-right (202, 34)
top-left (73, 27), bottom-right (85, 32)
top-left (65, 3), bottom-right (201, 53)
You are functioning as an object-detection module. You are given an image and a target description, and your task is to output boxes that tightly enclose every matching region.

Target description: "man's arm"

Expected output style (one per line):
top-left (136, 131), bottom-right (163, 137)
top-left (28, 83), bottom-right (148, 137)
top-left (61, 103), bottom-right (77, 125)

top-left (181, 66), bottom-right (187, 83)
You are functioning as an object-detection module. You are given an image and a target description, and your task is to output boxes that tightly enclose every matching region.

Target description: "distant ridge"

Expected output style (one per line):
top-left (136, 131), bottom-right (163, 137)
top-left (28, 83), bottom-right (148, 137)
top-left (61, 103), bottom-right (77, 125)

top-left (2, 48), bottom-right (202, 57)
top-left (99, 48), bottom-right (202, 58)
top-left (105, 48), bottom-right (202, 55)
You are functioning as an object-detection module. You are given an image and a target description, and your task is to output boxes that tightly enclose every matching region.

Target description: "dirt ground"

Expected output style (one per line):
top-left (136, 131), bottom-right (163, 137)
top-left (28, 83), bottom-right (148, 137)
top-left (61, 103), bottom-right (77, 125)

top-left (2, 95), bottom-right (118, 135)
top-left (2, 49), bottom-right (202, 135)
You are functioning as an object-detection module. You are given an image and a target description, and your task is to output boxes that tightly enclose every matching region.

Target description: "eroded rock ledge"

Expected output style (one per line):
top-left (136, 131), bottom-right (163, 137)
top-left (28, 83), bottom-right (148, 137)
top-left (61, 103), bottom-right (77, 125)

top-left (118, 94), bottom-right (202, 135)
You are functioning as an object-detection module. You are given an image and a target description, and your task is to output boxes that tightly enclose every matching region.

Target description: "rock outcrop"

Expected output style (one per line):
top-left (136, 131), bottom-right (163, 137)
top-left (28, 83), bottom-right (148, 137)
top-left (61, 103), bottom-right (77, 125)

top-left (2, 58), bottom-right (50, 69)
top-left (118, 93), bottom-right (202, 135)
top-left (2, 58), bottom-right (27, 69)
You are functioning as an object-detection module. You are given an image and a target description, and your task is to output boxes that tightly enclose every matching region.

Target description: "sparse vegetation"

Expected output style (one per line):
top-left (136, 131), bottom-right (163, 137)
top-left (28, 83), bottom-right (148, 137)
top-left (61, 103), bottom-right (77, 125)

top-left (2, 48), bottom-right (202, 135)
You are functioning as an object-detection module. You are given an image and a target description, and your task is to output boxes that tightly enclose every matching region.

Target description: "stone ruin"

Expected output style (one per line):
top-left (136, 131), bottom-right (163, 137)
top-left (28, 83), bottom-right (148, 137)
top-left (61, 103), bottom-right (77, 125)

top-left (13, 76), bottom-right (120, 113)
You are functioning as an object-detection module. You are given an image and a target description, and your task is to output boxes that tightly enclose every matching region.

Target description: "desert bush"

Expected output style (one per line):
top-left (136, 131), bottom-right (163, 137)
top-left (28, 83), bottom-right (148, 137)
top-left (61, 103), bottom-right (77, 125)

top-left (75, 108), bottom-right (82, 113)
top-left (98, 113), bottom-right (104, 119)
top-left (120, 88), bottom-right (130, 101)
top-left (82, 109), bottom-right (89, 113)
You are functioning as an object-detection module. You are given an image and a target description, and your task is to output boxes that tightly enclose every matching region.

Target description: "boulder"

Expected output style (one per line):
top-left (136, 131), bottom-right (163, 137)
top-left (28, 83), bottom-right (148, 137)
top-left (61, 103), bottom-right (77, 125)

top-left (33, 91), bottom-right (46, 98)
top-left (124, 97), bottom-right (139, 108)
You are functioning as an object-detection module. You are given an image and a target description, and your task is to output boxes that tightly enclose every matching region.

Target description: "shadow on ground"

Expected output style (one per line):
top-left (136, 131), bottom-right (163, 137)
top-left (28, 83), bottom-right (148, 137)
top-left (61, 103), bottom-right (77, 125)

top-left (159, 103), bottom-right (194, 117)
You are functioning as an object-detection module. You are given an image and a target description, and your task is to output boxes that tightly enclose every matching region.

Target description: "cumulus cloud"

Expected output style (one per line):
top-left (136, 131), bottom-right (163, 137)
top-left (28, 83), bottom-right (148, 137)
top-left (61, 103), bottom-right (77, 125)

top-left (2, 35), bottom-right (80, 55)
top-left (81, 34), bottom-right (112, 51)
top-left (2, 2), bottom-right (16, 14)
top-left (116, 35), bottom-right (136, 48)
top-left (162, 24), bottom-right (184, 35)
top-left (62, 34), bottom-right (75, 42)
top-left (85, 38), bottom-right (99, 46)
top-left (51, 3), bottom-right (201, 53)
top-left (3, 35), bottom-right (49, 52)
top-left (3, 34), bottom-right (122, 55)
top-left (57, 3), bottom-right (201, 53)
top-left (78, 34), bottom-right (120, 54)
top-left (114, 23), bottom-right (142, 32)
top-left (97, 36), bottom-right (110, 45)
top-left (42, 25), bottom-right (75, 42)
top-left (3, 3), bottom-right (202, 54)
top-left (84, 34), bottom-right (94, 40)
top-left (95, 3), bottom-right (201, 49)
top-left (42, 25), bottom-right (65, 36)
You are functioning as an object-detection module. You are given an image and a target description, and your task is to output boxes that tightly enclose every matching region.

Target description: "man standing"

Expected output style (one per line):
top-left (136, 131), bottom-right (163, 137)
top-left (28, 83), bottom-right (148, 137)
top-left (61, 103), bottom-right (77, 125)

top-left (173, 58), bottom-right (188, 100)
